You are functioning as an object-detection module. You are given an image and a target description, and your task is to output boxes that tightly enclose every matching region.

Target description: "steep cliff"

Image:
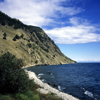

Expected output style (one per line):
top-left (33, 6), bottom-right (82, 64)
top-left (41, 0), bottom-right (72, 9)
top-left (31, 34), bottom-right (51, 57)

top-left (0, 11), bottom-right (76, 66)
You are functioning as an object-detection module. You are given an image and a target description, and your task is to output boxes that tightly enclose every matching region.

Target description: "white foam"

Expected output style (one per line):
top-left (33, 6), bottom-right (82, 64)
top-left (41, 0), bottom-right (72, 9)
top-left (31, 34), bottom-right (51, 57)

top-left (38, 73), bottom-right (44, 76)
top-left (25, 70), bottom-right (79, 100)
top-left (50, 73), bottom-right (53, 75)
top-left (58, 85), bottom-right (62, 91)
top-left (84, 90), bottom-right (94, 98)
top-left (38, 76), bottom-right (41, 79)
top-left (42, 79), bottom-right (46, 82)
top-left (81, 87), bottom-right (97, 100)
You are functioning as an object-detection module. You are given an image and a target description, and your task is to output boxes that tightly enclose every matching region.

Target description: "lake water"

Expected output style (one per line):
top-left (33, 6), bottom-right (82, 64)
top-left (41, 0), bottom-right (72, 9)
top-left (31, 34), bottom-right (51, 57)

top-left (26, 63), bottom-right (100, 100)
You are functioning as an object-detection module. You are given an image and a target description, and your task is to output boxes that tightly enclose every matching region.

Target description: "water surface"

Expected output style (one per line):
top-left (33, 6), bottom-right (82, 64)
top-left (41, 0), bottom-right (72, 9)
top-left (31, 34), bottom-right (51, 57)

top-left (26, 63), bottom-right (100, 100)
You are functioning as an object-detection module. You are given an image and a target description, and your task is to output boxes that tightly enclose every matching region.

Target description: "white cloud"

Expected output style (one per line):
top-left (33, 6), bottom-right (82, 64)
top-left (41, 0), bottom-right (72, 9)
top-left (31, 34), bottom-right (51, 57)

top-left (77, 59), bottom-right (100, 62)
top-left (0, 0), bottom-right (83, 27)
top-left (45, 17), bottom-right (100, 44)
top-left (0, 0), bottom-right (100, 44)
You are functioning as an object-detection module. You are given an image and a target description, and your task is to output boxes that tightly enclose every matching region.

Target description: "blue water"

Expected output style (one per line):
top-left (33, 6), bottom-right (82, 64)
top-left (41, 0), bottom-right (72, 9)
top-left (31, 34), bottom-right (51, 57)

top-left (26, 63), bottom-right (100, 100)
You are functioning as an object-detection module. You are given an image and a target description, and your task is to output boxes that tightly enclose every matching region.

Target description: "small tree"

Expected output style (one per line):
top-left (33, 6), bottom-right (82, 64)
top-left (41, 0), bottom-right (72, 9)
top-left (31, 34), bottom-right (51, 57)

top-left (3, 32), bottom-right (7, 40)
top-left (0, 52), bottom-right (30, 94)
top-left (13, 37), bottom-right (16, 41)
top-left (27, 43), bottom-right (32, 48)
top-left (3, 36), bottom-right (6, 39)
top-left (35, 60), bottom-right (38, 64)
top-left (13, 34), bottom-right (20, 41)
top-left (20, 34), bottom-right (24, 38)
top-left (15, 34), bottom-right (20, 39)
top-left (3, 32), bottom-right (7, 37)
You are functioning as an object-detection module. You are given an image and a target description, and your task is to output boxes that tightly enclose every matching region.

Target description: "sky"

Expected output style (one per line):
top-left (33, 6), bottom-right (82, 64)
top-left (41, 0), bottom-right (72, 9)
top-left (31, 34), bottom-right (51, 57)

top-left (0, 0), bottom-right (100, 62)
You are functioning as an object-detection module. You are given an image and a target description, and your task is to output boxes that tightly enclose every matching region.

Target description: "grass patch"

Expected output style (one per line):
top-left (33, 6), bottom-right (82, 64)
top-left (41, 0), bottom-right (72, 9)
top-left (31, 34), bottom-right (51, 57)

top-left (0, 94), bottom-right (13, 100)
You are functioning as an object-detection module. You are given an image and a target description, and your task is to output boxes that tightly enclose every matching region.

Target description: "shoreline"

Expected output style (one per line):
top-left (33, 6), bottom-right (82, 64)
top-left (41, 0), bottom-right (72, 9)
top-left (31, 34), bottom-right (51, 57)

top-left (25, 69), bottom-right (80, 100)
top-left (22, 62), bottom-right (75, 69)
top-left (22, 64), bottom-right (49, 69)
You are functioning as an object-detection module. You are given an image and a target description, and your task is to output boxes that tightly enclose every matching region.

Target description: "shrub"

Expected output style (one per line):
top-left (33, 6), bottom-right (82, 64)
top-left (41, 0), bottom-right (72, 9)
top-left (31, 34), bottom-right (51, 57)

top-left (14, 23), bottom-right (21, 29)
top-left (0, 52), bottom-right (30, 94)
top-left (15, 93), bottom-right (29, 100)
top-left (46, 55), bottom-right (49, 58)
top-left (20, 34), bottom-right (24, 38)
top-left (25, 90), bottom-right (33, 98)
top-left (15, 90), bottom-right (39, 100)
top-left (0, 95), bottom-right (13, 100)
top-left (50, 92), bottom-right (56, 96)
top-left (28, 39), bottom-right (30, 42)
top-left (13, 37), bottom-right (16, 41)
top-left (53, 55), bottom-right (55, 57)
top-left (27, 43), bottom-right (32, 48)
top-left (1, 21), bottom-right (5, 26)
top-left (3, 33), bottom-right (7, 37)
top-left (35, 60), bottom-right (38, 64)
top-left (41, 46), bottom-right (49, 52)
top-left (28, 79), bottom-right (39, 91)
top-left (33, 94), bottom-right (40, 100)
top-left (19, 94), bottom-right (29, 100)
top-left (15, 34), bottom-right (20, 39)
top-left (3, 33), bottom-right (7, 40)
top-left (30, 37), bottom-right (34, 42)
top-left (13, 34), bottom-right (20, 41)
top-left (3, 36), bottom-right (6, 39)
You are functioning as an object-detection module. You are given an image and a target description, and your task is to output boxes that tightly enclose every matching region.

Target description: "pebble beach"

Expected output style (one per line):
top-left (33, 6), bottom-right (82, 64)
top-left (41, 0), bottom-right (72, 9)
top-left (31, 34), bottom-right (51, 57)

top-left (25, 70), bottom-right (80, 100)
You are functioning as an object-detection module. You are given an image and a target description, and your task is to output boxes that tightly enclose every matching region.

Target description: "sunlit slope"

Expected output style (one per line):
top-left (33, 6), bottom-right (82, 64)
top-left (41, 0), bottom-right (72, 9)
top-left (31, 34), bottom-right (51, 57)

top-left (0, 11), bottom-right (76, 66)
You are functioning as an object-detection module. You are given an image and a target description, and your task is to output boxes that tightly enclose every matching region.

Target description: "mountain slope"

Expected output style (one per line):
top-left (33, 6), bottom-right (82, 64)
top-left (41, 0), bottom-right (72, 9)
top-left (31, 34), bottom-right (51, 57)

top-left (0, 11), bottom-right (76, 66)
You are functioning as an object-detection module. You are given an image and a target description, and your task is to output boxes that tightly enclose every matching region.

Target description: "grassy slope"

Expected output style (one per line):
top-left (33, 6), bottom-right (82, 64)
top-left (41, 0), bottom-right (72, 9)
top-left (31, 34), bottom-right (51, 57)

top-left (0, 12), bottom-right (76, 66)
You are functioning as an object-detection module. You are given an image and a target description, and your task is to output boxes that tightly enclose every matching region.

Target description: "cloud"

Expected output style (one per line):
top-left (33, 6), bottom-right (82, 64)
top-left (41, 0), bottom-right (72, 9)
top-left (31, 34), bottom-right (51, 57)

top-left (77, 59), bottom-right (100, 62)
top-left (0, 0), bottom-right (83, 27)
top-left (0, 0), bottom-right (100, 44)
top-left (45, 17), bottom-right (100, 44)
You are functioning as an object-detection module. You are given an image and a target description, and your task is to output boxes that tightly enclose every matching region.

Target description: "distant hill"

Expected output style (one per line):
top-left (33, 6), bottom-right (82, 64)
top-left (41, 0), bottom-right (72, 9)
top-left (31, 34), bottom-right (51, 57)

top-left (0, 11), bottom-right (76, 66)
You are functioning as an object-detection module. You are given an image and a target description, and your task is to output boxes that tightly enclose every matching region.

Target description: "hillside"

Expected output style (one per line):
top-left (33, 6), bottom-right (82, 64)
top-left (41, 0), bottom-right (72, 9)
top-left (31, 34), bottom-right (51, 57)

top-left (0, 11), bottom-right (76, 66)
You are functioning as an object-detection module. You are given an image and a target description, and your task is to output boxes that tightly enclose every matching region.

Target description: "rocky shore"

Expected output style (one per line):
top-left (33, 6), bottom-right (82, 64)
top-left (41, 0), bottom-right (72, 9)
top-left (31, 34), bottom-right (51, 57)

top-left (25, 70), bottom-right (80, 100)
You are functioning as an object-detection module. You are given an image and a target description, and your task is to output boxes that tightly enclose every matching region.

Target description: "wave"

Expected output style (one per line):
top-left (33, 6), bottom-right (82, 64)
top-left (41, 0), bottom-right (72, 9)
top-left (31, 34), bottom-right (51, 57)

top-left (82, 87), bottom-right (97, 100)
top-left (84, 90), bottom-right (94, 98)
top-left (38, 73), bottom-right (44, 79)
top-left (38, 73), bottom-right (44, 76)
top-left (42, 79), bottom-right (46, 82)
top-left (58, 85), bottom-right (62, 91)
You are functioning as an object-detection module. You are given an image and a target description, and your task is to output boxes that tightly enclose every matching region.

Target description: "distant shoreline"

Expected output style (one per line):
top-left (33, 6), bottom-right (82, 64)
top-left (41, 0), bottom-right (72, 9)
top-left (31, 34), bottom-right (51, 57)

top-left (22, 64), bottom-right (49, 69)
top-left (22, 62), bottom-right (76, 69)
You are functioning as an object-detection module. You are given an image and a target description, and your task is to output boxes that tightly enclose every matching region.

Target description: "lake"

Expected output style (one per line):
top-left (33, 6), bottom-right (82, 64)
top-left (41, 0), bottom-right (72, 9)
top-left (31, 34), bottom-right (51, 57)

top-left (26, 63), bottom-right (100, 100)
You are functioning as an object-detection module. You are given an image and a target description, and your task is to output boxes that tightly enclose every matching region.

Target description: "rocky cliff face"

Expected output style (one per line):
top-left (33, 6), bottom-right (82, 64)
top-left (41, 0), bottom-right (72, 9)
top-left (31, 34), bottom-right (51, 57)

top-left (0, 11), bottom-right (76, 66)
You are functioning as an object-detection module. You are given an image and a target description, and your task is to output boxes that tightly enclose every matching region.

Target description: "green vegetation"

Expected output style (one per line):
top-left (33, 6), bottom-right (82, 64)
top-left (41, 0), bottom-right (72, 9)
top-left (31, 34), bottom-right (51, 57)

top-left (0, 52), bottom-right (63, 100)
top-left (27, 43), bottom-right (32, 48)
top-left (50, 92), bottom-right (56, 96)
top-left (0, 52), bottom-right (29, 93)
top-left (53, 54), bottom-right (56, 57)
top-left (0, 11), bottom-right (25, 29)
top-left (41, 46), bottom-right (49, 53)
top-left (0, 11), bottom-right (75, 99)
top-left (13, 37), bottom-right (17, 41)
top-left (46, 55), bottom-right (49, 58)
top-left (0, 11), bottom-right (76, 68)
top-left (20, 34), bottom-right (24, 38)
top-left (35, 60), bottom-right (38, 64)
top-left (13, 34), bottom-right (20, 41)
top-left (0, 11), bottom-right (43, 31)
top-left (13, 34), bottom-right (25, 41)
top-left (0, 94), bottom-right (13, 100)
top-left (3, 32), bottom-right (7, 39)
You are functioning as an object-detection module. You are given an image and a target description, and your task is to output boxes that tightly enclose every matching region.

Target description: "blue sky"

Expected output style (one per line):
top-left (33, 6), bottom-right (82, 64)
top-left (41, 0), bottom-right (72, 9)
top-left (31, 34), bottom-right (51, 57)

top-left (0, 0), bottom-right (100, 62)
